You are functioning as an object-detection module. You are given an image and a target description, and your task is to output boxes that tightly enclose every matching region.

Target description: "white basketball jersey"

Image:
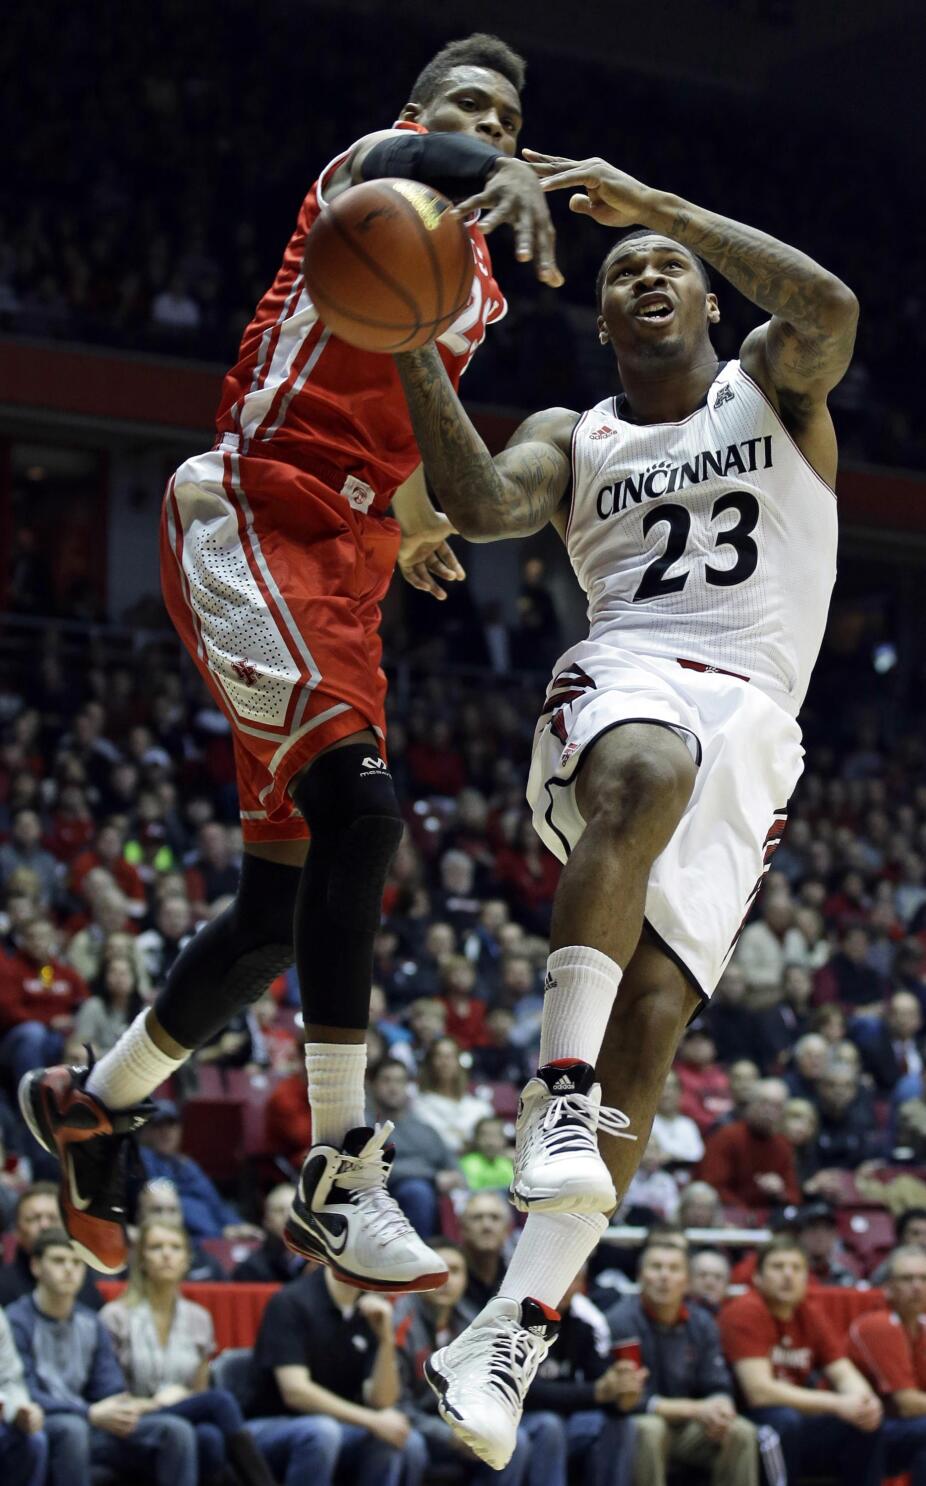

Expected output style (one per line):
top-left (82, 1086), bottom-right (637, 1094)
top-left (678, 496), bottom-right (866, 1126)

top-left (566, 359), bottom-right (837, 714)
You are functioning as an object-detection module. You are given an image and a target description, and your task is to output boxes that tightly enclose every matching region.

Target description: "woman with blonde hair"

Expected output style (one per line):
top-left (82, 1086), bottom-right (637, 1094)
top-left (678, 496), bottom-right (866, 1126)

top-left (412, 1036), bottom-right (493, 1154)
top-left (100, 1218), bottom-right (275, 1486)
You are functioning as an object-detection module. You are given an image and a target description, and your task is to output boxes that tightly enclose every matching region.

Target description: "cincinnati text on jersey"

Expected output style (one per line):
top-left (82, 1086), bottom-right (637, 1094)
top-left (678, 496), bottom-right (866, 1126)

top-left (596, 434), bottom-right (774, 519)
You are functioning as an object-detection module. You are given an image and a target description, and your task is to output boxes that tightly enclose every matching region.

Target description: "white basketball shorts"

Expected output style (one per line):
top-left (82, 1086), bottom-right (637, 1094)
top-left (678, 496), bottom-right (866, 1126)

top-left (526, 640), bottom-right (805, 1000)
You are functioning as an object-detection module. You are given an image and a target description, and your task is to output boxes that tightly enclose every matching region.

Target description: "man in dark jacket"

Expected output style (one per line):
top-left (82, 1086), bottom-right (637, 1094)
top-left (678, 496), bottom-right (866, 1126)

top-left (232, 1184), bottom-right (304, 1284)
top-left (814, 1062), bottom-right (885, 1169)
top-left (606, 1237), bottom-right (759, 1486)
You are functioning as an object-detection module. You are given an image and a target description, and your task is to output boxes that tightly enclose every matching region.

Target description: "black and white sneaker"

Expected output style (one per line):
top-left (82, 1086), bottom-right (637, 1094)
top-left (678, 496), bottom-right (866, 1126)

top-left (509, 1059), bottom-right (636, 1214)
top-left (285, 1123), bottom-right (449, 1292)
top-left (425, 1296), bottom-right (560, 1469)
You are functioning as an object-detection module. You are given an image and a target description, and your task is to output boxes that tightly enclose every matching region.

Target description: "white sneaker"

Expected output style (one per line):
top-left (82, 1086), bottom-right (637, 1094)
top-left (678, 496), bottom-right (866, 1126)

top-left (285, 1124), bottom-right (449, 1292)
top-left (425, 1296), bottom-right (560, 1469)
top-left (509, 1060), bottom-right (636, 1214)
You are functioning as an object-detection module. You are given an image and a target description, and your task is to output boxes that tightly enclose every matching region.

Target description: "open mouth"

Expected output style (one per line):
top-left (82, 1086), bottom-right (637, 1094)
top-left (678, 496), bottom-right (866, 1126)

top-left (634, 295), bottom-right (674, 323)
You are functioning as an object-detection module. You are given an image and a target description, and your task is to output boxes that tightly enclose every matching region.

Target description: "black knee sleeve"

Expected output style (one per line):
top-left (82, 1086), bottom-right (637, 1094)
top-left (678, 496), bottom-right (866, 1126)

top-left (155, 855), bottom-right (298, 1049)
top-left (291, 743), bottom-right (403, 1030)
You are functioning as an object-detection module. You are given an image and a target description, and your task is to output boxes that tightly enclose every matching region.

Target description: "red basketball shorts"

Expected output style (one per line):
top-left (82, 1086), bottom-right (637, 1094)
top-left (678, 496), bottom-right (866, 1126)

top-left (160, 446), bottom-right (400, 842)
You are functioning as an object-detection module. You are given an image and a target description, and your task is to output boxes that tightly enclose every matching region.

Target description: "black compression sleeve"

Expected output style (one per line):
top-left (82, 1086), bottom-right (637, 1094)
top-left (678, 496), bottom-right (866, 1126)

top-left (360, 132), bottom-right (503, 202)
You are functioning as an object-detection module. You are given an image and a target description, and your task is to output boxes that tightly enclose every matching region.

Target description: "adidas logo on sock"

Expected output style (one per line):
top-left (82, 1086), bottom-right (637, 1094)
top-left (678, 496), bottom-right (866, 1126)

top-left (544, 972), bottom-right (558, 993)
top-left (552, 1074), bottom-right (575, 1092)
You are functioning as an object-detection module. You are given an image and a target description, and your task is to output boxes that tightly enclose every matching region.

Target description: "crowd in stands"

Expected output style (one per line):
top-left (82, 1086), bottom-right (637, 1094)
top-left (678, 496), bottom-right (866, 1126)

top-left (0, 569), bottom-right (925, 1482)
top-left (3, 1), bottom-right (924, 472)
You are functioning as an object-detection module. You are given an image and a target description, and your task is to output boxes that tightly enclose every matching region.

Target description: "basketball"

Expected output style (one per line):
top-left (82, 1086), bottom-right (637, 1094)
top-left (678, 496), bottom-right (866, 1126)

top-left (303, 178), bottom-right (475, 353)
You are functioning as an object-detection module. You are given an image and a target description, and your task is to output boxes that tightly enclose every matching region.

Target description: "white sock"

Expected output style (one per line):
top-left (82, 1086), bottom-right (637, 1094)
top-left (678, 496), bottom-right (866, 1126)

top-left (85, 1011), bottom-right (189, 1110)
top-left (305, 1042), bottom-right (368, 1148)
top-left (501, 1211), bottom-right (609, 1311)
top-left (539, 945), bottom-right (621, 1069)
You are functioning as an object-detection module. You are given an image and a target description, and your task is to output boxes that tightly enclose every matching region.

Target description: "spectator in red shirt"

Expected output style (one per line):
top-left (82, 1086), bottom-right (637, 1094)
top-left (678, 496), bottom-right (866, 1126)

top-left (675, 1025), bottom-right (732, 1134)
top-left (0, 917), bottom-right (86, 1086)
top-left (440, 956), bottom-right (489, 1050)
top-left (70, 819), bottom-right (147, 917)
top-left (720, 1237), bottom-right (884, 1486)
top-left (849, 1243), bottom-right (926, 1485)
top-left (698, 1080), bottom-right (800, 1208)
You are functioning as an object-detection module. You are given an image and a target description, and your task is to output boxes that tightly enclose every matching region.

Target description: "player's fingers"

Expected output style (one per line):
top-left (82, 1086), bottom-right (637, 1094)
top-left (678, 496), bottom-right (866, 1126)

top-left (477, 204), bottom-right (509, 236)
top-left (428, 553), bottom-right (461, 582)
top-left (522, 149), bottom-right (576, 168)
top-left (453, 190), bottom-right (492, 218)
top-left (533, 210), bottom-right (564, 287)
top-left (436, 541), bottom-right (466, 579)
top-left (569, 193), bottom-right (595, 215)
top-left (413, 562), bottom-right (448, 600)
top-left (400, 563), bottom-right (431, 593)
top-left (539, 168), bottom-right (592, 193)
top-left (515, 205), bottom-right (534, 261)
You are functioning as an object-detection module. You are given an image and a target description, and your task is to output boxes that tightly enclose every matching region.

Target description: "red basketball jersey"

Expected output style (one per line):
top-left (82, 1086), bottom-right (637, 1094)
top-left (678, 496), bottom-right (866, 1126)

top-left (214, 123), bottom-right (507, 514)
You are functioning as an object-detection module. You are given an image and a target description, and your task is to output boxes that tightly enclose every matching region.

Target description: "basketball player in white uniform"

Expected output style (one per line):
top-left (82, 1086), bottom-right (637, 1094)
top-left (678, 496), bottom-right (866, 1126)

top-left (394, 151), bottom-right (858, 1468)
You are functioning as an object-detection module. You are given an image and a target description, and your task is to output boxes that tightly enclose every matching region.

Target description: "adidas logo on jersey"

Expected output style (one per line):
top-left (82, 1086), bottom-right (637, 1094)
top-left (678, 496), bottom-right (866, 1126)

top-left (589, 424), bottom-right (619, 440)
top-left (551, 1074), bottom-right (575, 1092)
top-left (714, 384), bottom-right (735, 408)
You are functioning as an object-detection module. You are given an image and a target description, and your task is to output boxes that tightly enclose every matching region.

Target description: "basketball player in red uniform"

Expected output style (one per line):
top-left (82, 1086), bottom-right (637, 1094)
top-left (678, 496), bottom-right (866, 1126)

top-left (20, 34), bottom-right (561, 1294)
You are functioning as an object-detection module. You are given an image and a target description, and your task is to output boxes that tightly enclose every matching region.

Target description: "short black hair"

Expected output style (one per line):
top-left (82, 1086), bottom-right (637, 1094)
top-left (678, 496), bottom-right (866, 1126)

top-left (596, 228), bottom-right (710, 309)
top-left (408, 34), bottom-right (526, 108)
top-left (898, 1208), bottom-right (926, 1242)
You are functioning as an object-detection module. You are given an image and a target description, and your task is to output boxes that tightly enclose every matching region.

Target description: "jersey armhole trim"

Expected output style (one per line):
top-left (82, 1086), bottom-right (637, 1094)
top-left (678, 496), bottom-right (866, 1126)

top-left (564, 411), bottom-right (590, 543)
top-left (736, 365), bottom-right (838, 501)
top-left (316, 146), bottom-right (357, 208)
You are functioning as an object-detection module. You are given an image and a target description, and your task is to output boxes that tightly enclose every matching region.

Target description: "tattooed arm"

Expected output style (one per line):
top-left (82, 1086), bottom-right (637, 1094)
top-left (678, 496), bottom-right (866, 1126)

top-left (395, 345), bottom-right (577, 542)
top-left (528, 151), bottom-right (859, 483)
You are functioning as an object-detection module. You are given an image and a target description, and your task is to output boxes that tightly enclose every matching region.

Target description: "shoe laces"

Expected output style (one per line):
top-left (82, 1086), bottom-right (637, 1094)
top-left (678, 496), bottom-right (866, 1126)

top-left (335, 1124), bottom-right (418, 1246)
top-left (524, 1089), bottom-right (636, 1159)
top-left (456, 1315), bottom-right (549, 1420)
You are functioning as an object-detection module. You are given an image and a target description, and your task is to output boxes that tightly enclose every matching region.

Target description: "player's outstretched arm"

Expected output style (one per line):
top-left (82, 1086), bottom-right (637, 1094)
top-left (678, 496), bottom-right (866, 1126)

top-left (324, 130), bottom-right (562, 286)
top-left (395, 346), bottom-right (576, 542)
top-left (529, 152), bottom-right (858, 457)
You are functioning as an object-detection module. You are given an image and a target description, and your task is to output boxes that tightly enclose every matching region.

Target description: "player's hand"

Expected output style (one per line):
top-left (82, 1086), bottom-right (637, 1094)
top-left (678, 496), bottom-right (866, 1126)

top-left (398, 515), bottom-right (466, 601)
top-left (454, 158), bottom-right (563, 287)
top-left (523, 151), bottom-right (652, 230)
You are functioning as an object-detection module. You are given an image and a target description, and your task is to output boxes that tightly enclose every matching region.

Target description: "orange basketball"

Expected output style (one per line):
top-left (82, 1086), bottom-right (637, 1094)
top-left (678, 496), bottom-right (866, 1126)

top-left (303, 178), bottom-right (475, 353)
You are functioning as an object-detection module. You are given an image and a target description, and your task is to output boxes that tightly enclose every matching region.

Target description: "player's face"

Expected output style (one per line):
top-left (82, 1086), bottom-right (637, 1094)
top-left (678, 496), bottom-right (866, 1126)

top-left (407, 67), bottom-right (522, 158)
top-left (598, 238), bottom-right (718, 363)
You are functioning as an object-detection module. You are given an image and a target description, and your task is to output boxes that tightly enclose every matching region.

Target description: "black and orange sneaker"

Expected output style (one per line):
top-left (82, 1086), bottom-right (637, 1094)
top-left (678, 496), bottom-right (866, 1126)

top-left (19, 1062), bottom-right (154, 1274)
